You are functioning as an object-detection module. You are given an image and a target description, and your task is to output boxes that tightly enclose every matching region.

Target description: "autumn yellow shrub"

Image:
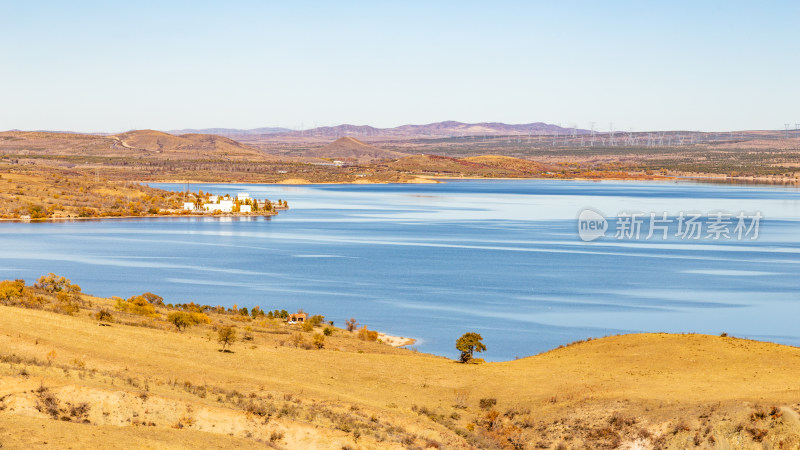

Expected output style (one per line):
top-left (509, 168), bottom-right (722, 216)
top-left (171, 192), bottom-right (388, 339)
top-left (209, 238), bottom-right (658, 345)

top-left (0, 279), bottom-right (25, 304)
top-left (95, 309), bottom-right (114, 322)
top-left (357, 326), bottom-right (378, 342)
top-left (167, 311), bottom-right (211, 331)
top-left (115, 295), bottom-right (159, 317)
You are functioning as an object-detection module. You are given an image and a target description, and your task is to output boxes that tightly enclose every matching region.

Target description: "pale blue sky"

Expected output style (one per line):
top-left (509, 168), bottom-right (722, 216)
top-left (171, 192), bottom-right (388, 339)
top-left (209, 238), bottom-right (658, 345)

top-left (1, 1), bottom-right (797, 132)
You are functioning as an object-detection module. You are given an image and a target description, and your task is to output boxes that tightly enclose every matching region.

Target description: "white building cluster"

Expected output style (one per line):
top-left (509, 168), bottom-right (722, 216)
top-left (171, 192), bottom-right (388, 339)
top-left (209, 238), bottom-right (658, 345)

top-left (182, 192), bottom-right (265, 214)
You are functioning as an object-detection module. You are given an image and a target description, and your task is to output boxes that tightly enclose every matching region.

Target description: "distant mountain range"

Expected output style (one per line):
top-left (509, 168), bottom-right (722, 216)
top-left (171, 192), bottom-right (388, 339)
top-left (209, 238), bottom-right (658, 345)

top-left (304, 137), bottom-right (408, 161)
top-left (167, 127), bottom-right (292, 136)
top-left (167, 121), bottom-right (590, 140)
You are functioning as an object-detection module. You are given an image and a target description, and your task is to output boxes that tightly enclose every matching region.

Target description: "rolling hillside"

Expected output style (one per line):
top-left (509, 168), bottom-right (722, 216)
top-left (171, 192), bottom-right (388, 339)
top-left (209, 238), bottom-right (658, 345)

top-left (114, 130), bottom-right (268, 160)
top-left (2, 283), bottom-right (800, 449)
top-left (0, 130), bottom-right (271, 162)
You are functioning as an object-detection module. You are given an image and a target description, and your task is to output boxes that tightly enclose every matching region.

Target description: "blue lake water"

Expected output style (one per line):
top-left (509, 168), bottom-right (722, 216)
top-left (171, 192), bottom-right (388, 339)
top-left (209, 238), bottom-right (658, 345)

top-left (2, 179), bottom-right (800, 361)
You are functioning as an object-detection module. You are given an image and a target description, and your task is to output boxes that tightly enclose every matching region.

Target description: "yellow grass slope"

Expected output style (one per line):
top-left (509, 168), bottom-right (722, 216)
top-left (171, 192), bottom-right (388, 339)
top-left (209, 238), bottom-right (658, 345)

top-left (2, 301), bottom-right (800, 448)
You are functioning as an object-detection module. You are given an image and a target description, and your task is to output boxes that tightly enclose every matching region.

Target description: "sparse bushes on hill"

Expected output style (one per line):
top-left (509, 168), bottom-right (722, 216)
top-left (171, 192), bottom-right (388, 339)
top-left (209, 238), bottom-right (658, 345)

top-left (27, 204), bottom-right (48, 219)
top-left (174, 302), bottom-right (210, 313)
top-left (287, 332), bottom-right (313, 349)
top-left (313, 333), bottom-right (325, 349)
top-left (357, 326), bottom-right (378, 342)
top-left (167, 311), bottom-right (211, 331)
top-left (345, 318), bottom-right (358, 332)
top-left (268, 309), bottom-right (289, 319)
top-left (114, 295), bottom-right (159, 317)
top-left (0, 275), bottom-right (84, 312)
top-left (34, 273), bottom-right (79, 295)
top-left (33, 384), bottom-right (91, 424)
top-left (141, 292), bottom-right (164, 305)
top-left (308, 314), bottom-right (325, 326)
top-left (31, 274), bottom-right (84, 315)
top-left (479, 398), bottom-right (497, 410)
top-left (95, 309), bottom-right (114, 322)
top-left (55, 291), bottom-right (81, 315)
top-left (0, 279), bottom-right (25, 304)
top-left (250, 306), bottom-right (264, 318)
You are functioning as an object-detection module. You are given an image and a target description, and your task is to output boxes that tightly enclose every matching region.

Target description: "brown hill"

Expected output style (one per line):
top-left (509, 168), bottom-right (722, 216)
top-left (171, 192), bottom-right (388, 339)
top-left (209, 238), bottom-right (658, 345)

top-left (387, 154), bottom-right (544, 177)
top-left (114, 130), bottom-right (265, 160)
top-left (388, 154), bottom-right (489, 173)
top-left (463, 154), bottom-right (549, 173)
top-left (114, 129), bottom-right (187, 152)
top-left (305, 137), bottom-right (407, 161)
top-left (0, 131), bottom-right (117, 156)
top-left (0, 130), bottom-right (269, 161)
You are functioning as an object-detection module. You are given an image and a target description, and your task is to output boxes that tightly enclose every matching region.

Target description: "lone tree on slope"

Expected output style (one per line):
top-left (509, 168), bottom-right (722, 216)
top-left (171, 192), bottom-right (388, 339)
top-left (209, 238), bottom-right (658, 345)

top-left (217, 326), bottom-right (237, 352)
top-left (456, 332), bottom-right (486, 363)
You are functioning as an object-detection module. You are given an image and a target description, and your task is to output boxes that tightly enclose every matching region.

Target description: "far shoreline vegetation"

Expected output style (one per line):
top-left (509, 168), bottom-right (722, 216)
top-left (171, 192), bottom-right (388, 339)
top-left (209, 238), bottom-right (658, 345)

top-left (1, 128), bottom-right (800, 221)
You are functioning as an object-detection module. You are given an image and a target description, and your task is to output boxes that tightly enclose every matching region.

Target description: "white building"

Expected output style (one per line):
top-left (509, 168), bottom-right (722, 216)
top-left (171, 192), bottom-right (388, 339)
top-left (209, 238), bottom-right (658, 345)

top-left (183, 202), bottom-right (195, 211)
top-left (218, 200), bottom-right (234, 212)
top-left (237, 192), bottom-right (250, 200)
top-left (240, 205), bottom-right (252, 213)
top-left (203, 199), bottom-right (234, 213)
top-left (208, 195), bottom-right (218, 203)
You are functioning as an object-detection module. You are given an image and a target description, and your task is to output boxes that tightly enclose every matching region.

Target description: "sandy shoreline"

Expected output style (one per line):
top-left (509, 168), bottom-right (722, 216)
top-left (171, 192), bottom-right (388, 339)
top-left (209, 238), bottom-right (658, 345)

top-left (376, 332), bottom-right (417, 347)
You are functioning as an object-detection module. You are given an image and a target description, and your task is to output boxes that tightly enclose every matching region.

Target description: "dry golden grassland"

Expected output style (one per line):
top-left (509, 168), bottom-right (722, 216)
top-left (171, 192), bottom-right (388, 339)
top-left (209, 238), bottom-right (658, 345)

top-left (2, 276), bottom-right (800, 449)
top-left (0, 165), bottom-right (282, 220)
top-left (0, 167), bottom-right (186, 219)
